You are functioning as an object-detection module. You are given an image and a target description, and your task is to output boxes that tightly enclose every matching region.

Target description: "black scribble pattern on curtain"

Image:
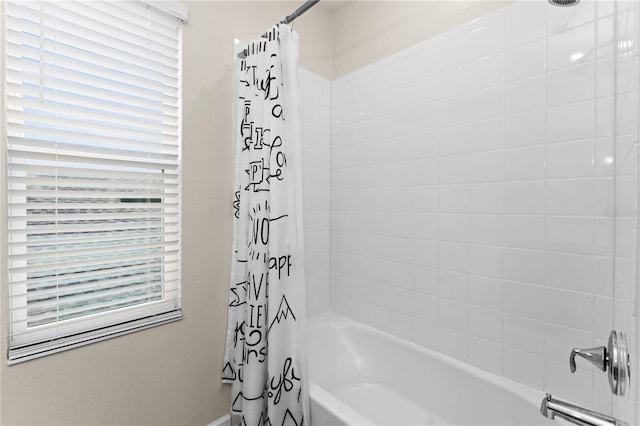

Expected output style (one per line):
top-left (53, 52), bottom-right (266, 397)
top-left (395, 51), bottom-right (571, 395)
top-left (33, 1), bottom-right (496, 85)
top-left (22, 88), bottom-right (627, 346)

top-left (223, 25), bottom-right (306, 426)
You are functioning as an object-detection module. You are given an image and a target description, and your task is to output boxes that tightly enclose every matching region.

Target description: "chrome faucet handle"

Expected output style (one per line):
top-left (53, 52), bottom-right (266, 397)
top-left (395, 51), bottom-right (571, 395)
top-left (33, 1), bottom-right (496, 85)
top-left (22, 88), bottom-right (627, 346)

top-left (569, 346), bottom-right (607, 373)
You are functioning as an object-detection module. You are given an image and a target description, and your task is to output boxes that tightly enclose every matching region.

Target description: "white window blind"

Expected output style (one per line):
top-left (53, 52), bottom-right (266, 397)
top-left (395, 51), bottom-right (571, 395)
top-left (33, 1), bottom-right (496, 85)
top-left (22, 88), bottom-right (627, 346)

top-left (5, 0), bottom-right (184, 363)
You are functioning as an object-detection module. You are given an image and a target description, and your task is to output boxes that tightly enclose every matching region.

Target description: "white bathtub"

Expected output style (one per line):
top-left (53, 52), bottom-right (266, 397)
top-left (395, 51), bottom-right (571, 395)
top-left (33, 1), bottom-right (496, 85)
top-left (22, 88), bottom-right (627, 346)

top-left (307, 312), bottom-right (564, 426)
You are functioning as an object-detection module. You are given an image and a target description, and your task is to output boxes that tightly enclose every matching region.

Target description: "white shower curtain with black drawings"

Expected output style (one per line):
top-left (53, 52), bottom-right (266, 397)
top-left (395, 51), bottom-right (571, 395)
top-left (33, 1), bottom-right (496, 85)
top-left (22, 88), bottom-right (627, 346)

top-left (222, 25), bottom-right (309, 426)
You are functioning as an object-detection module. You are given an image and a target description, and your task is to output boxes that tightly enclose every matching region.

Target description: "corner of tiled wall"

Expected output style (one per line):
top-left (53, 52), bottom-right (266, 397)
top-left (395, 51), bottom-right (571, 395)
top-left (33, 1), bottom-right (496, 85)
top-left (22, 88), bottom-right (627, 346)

top-left (300, 68), bottom-right (332, 318)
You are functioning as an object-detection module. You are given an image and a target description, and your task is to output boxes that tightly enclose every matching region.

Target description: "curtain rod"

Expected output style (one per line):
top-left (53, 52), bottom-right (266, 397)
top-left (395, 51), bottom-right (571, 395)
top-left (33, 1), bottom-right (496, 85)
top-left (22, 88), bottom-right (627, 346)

top-left (281, 0), bottom-right (320, 24)
top-left (237, 0), bottom-right (320, 59)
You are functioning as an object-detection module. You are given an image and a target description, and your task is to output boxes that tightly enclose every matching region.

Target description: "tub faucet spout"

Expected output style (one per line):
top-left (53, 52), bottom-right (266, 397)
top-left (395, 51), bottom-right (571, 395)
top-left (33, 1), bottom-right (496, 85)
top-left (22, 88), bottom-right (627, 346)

top-left (540, 394), bottom-right (626, 426)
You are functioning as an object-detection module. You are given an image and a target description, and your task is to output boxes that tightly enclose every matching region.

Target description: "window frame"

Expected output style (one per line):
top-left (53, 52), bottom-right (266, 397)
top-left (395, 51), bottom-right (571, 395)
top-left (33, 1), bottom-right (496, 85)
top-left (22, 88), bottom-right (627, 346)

top-left (3, 0), bottom-right (187, 364)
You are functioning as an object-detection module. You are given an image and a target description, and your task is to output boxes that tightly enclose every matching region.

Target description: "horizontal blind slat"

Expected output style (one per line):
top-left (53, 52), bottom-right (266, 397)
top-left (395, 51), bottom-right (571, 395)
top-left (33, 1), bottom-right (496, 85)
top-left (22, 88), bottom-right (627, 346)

top-left (9, 260), bottom-right (180, 290)
top-left (6, 80), bottom-right (179, 118)
top-left (7, 94), bottom-right (179, 135)
top-left (8, 249), bottom-right (180, 275)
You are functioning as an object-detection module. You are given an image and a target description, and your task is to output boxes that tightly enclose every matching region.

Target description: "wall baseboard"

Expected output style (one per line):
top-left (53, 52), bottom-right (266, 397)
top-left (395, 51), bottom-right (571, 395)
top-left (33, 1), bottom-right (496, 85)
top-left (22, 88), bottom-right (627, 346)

top-left (208, 413), bottom-right (230, 426)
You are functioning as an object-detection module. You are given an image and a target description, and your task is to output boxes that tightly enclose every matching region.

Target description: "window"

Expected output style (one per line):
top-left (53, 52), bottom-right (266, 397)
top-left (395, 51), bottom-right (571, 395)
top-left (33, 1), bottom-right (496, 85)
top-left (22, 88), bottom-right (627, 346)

top-left (4, 0), bottom-right (186, 363)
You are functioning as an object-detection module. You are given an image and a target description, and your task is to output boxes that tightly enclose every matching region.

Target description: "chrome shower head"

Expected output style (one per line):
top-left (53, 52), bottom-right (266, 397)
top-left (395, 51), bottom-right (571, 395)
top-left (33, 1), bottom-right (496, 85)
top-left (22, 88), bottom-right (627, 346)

top-left (548, 0), bottom-right (580, 6)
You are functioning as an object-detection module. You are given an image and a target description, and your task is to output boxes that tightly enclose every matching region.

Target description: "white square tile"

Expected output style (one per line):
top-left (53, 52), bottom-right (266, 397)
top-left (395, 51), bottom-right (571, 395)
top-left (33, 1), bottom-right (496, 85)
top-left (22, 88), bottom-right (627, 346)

top-left (387, 260), bottom-right (413, 290)
top-left (412, 186), bottom-right (439, 212)
top-left (388, 238), bottom-right (413, 265)
top-left (413, 292), bottom-right (438, 323)
top-left (469, 275), bottom-right (503, 311)
top-left (546, 140), bottom-right (595, 179)
top-left (388, 212), bottom-right (413, 238)
top-left (469, 182), bottom-right (504, 214)
top-left (504, 248), bottom-right (545, 285)
top-left (414, 73), bottom-right (439, 107)
top-left (413, 103), bottom-right (439, 133)
top-left (439, 298), bottom-right (468, 332)
top-left (439, 155), bottom-right (469, 184)
top-left (389, 288), bottom-right (413, 315)
top-left (413, 265), bottom-right (438, 295)
top-left (503, 215), bottom-right (545, 250)
top-left (504, 39), bottom-right (545, 82)
top-left (413, 131), bottom-right (439, 159)
top-left (547, 22), bottom-right (596, 71)
top-left (504, 314), bottom-right (545, 354)
top-left (440, 184), bottom-right (469, 213)
top-left (546, 252), bottom-right (596, 293)
top-left (504, 181), bottom-right (546, 215)
top-left (468, 305), bottom-right (503, 342)
top-left (469, 214), bottom-right (503, 246)
top-left (439, 242), bottom-right (468, 273)
top-left (386, 161), bottom-right (413, 187)
top-left (546, 287), bottom-right (594, 332)
top-left (467, 117), bottom-right (505, 152)
top-left (413, 158), bottom-right (440, 185)
top-left (437, 65), bottom-right (470, 100)
top-left (439, 213), bottom-right (468, 243)
top-left (469, 150), bottom-right (504, 183)
top-left (438, 269), bottom-right (468, 302)
top-left (547, 100), bottom-right (595, 143)
top-left (469, 244), bottom-right (503, 278)
top-left (439, 125), bottom-right (470, 156)
top-left (545, 216), bottom-right (595, 255)
top-left (505, 110), bottom-right (546, 148)
top-left (412, 213), bottom-right (439, 241)
top-left (439, 96), bottom-right (471, 128)
top-left (470, 53), bottom-right (504, 91)
top-left (505, 146), bottom-right (546, 181)
top-left (370, 281), bottom-right (391, 308)
top-left (504, 280), bottom-right (545, 321)
top-left (546, 178), bottom-right (595, 216)
top-left (505, 75), bottom-right (546, 114)
top-left (413, 239), bottom-right (439, 268)
top-left (546, 62), bottom-right (596, 107)
top-left (387, 187), bottom-right (413, 213)
top-left (466, 85), bottom-right (505, 122)
top-left (388, 135), bottom-right (415, 161)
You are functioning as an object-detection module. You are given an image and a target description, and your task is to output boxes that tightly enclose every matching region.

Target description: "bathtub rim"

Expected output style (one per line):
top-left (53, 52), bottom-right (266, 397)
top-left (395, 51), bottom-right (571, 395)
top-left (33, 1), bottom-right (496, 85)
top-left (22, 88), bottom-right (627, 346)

top-left (307, 311), bottom-right (562, 424)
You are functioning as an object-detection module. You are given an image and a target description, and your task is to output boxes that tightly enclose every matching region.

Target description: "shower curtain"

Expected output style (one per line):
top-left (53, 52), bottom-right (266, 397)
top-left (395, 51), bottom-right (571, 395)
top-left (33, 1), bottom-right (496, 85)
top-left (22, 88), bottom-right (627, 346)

top-left (222, 25), bottom-right (309, 426)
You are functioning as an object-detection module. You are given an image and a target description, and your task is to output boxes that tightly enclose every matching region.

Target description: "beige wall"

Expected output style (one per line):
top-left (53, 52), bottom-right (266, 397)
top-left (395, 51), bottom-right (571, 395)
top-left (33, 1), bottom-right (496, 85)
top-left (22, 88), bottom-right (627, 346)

top-left (331, 0), bottom-right (510, 78)
top-left (0, 2), bottom-right (331, 425)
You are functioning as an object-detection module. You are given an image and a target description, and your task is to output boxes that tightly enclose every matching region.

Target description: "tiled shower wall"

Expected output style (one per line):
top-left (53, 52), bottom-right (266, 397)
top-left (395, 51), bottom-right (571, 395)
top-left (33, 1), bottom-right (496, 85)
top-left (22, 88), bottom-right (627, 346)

top-left (329, 0), bottom-right (629, 412)
top-left (300, 69), bottom-right (331, 318)
top-left (613, 0), bottom-right (639, 423)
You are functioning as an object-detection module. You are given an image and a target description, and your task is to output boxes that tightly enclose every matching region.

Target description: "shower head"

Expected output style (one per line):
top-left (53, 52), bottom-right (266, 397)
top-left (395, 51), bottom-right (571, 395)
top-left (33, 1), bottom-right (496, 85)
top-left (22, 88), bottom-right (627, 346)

top-left (548, 0), bottom-right (580, 6)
